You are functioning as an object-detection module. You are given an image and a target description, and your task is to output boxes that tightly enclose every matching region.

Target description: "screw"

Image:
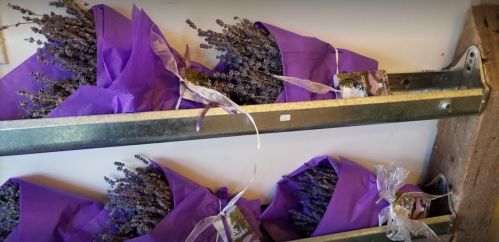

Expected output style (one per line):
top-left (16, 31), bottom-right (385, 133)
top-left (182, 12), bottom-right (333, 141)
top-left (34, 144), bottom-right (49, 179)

top-left (440, 99), bottom-right (452, 112)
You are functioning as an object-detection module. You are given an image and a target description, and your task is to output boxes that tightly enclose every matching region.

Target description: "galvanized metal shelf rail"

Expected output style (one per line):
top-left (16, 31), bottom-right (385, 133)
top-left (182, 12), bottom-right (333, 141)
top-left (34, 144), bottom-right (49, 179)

top-left (0, 46), bottom-right (488, 156)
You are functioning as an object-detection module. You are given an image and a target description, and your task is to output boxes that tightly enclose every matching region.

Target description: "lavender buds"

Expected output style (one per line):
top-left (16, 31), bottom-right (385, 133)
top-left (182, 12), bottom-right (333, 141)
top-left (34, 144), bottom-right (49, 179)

top-left (1, 0), bottom-right (96, 119)
top-left (95, 155), bottom-right (174, 242)
top-left (284, 163), bottom-right (338, 237)
top-left (0, 182), bottom-right (20, 241)
top-left (186, 17), bottom-right (284, 105)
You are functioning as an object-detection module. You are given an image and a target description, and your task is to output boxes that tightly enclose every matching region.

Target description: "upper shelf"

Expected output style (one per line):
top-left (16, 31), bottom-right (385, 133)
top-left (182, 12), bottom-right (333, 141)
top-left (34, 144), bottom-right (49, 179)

top-left (0, 46), bottom-right (488, 156)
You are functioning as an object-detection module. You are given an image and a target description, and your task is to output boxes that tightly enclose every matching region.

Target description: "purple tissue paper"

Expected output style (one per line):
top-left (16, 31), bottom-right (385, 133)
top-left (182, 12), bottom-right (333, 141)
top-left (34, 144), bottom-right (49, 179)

top-left (257, 22), bottom-right (378, 103)
top-left (0, 4), bottom-right (202, 121)
top-left (196, 22), bottom-right (379, 105)
top-left (48, 5), bottom-right (202, 118)
top-left (260, 156), bottom-right (421, 242)
top-left (2, 178), bottom-right (104, 242)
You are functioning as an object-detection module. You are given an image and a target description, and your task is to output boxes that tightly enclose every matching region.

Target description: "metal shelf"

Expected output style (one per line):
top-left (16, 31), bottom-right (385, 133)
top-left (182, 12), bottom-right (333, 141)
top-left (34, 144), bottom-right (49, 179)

top-left (0, 46), bottom-right (488, 156)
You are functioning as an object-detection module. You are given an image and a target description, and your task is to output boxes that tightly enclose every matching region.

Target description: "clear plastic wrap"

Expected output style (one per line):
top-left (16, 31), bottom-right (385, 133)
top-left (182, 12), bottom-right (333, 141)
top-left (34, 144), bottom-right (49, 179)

top-left (375, 164), bottom-right (448, 242)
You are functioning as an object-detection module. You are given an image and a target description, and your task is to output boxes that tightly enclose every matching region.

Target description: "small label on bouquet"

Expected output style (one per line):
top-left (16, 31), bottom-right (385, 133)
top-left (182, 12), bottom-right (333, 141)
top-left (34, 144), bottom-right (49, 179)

top-left (226, 206), bottom-right (260, 242)
top-left (395, 192), bottom-right (432, 220)
top-left (334, 70), bottom-right (391, 98)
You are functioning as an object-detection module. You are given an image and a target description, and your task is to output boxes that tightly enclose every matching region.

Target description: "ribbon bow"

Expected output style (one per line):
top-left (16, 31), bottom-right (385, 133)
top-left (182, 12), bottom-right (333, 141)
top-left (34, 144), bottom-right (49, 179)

top-left (375, 164), bottom-right (447, 242)
top-left (185, 165), bottom-right (257, 242)
top-left (150, 27), bottom-right (260, 149)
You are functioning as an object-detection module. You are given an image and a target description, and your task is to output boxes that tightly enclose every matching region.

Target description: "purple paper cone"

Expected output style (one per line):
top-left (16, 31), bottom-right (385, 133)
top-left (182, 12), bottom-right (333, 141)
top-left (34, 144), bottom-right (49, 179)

top-left (255, 23), bottom-right (379, 103)
top-left (48, 5), bottom-right (198, 117)
top-left (2, 179), bottom-right (104, 242)
top-left (260, 156), bottom-right (421, 241)
top-left (0, 4), bottom-right (202, 121)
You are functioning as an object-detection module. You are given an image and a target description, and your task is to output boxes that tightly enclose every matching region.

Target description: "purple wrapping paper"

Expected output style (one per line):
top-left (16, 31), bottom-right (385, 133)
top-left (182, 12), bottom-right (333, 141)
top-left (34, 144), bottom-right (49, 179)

top-left (76, 160), bottom-right (261, 242)
top-left (0, 54), bottom-right (73, 121)
top-left (255, 22), bottom-right (378, 103)
top-left (0, 4), bottom-right (202, 121)
top-left (2, 178), bottom-right (104, 242)
top-left (260, 156), bottom-right (421, 242)
top-left (47, 4), bottom-right (202, 118)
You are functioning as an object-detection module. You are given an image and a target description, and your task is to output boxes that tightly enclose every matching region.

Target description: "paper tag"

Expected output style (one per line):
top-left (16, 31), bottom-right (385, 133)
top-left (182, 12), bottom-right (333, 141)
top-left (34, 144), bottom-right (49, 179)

top-left (340, 86), bottom-right (368, 98)
top-left (226, 206), bottom-right (260, 242)
top-left (395, 192), bottom-right (432, 220)
top-left (334, 70), bottom-right (391, 98)
top-left (409, 197), bottom-right (432, 220)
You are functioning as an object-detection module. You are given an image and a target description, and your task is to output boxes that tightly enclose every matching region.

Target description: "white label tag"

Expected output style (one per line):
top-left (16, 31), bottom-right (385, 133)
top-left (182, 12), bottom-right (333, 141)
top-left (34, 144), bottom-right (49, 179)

top-left (280, 114), bottom-right (291, 122)
top-left (226, 206), bottom-right (260, 242)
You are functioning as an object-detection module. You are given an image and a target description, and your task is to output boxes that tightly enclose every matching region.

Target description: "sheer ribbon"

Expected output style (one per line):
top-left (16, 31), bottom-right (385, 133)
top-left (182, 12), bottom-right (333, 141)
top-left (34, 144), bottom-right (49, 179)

top-left (375, 164), bottom-right (448, 242)
top-left (185, 165), bottom-right (257, 242)
top-left (150, 27), bottom-right (260, 148)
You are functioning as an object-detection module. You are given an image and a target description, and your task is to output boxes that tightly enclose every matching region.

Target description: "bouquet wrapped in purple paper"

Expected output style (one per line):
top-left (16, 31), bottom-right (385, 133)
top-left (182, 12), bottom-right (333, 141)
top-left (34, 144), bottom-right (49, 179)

top-left (184, 17), bottom-right (379, 106)
top-left (260, 156), bottom-right (422, 242)
top-left (0, 2), bottom-right (203, 121)
top-left (84, 155), bottom-right (262, 242)
top-left (0, 178), bottom-right (104, 242)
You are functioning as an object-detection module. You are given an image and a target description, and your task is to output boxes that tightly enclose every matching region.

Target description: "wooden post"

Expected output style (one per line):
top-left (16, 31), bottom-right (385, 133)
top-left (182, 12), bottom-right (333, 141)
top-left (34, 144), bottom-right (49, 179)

top-left (426, 5), bottom-right (499, 242)
top-left (474, 0), bottom-right (499, 5)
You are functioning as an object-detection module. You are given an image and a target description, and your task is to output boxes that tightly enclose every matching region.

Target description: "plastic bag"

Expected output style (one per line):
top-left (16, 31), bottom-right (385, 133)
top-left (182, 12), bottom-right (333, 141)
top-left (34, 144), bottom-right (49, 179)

top-left (375, 164), bottom-right (448, 242)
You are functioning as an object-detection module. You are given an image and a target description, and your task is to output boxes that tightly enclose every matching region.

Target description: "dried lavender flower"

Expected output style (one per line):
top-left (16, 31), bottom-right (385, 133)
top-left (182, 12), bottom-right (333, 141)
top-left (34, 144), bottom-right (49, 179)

top-left (1, 0), bottom-right (97, 119)
top-left (284, 163), bottom-right (338, 237)
top-left (94, 155), bottom-right (174, 242)
top-left (187, 17), bottom-right (284, 105)
top-left (0, 181), bottom-right (20, 241)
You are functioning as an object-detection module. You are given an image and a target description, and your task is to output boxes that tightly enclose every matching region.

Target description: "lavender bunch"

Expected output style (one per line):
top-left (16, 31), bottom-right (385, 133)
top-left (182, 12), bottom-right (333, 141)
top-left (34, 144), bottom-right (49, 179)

top-left (284, 163), bottom-right (338, 237)
top-left (186, 17), bottom-right (284, 105)
top-left (1, 0), bottom-right (96, 119)
top-left (95, 155), bottom-right (174, 242)
top-left (0, 182), bottom-right (20, 241)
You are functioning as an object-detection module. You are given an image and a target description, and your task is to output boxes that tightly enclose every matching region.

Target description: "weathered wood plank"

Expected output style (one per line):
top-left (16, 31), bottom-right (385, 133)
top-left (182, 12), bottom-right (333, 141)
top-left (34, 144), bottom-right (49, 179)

top-left (474, 0), bottom-right (499, 5)
top-left (426, 6), bottom-right (499, 242)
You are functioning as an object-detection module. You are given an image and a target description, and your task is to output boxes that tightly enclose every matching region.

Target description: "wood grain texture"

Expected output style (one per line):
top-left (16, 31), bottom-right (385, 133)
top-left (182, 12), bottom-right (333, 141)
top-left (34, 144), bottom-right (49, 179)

top-left (474, 0), bottom-right (499, 5)
top-left (426, 6), bottom-right (499, 242)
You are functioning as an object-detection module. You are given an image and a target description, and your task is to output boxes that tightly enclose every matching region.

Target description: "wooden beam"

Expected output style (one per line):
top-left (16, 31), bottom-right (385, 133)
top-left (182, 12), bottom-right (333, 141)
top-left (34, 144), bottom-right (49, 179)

top-left (474, 0), bottom-right (499, 5)
top-left (426, 6), bottom-right (499, 242)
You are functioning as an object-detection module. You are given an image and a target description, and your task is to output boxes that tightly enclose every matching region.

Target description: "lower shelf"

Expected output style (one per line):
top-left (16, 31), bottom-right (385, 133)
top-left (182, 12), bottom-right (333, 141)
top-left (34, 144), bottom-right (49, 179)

top-left (289, 215), bottom-right (452, 242)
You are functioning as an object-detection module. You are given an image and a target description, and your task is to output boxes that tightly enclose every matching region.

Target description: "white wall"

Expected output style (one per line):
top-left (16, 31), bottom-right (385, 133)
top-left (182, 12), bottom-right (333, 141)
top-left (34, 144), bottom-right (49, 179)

top-left (0, 0), bottom-right (472, 206)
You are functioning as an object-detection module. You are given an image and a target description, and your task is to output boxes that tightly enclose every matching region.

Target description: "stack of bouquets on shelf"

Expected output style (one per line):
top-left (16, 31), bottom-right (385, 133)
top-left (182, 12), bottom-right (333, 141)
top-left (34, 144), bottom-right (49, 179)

top-left (0, 1), bottom-right (446, 242)
top-left (0, 155), bottom-right (262, 242)
top-left (0, 155), bottom-right (448, 242)
top-left (0, 0), bottom-right (390, 124)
